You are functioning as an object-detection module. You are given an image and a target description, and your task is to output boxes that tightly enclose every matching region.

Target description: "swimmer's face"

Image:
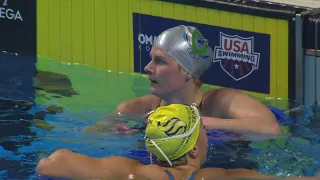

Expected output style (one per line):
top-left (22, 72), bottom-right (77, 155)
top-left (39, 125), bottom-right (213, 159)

top-left (144, 47), bottom-right (187, 96)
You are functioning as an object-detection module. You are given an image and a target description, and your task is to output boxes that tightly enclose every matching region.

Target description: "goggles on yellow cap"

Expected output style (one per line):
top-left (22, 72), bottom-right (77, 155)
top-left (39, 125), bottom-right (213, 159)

top-left (144, 103), bottom-right (201, 166)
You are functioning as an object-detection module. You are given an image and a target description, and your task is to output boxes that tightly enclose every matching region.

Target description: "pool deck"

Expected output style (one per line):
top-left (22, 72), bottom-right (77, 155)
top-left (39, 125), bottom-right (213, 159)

top-left (203, 0), bottom-right (320, 9)
top-left (261, 0), bottom-right (320, 9)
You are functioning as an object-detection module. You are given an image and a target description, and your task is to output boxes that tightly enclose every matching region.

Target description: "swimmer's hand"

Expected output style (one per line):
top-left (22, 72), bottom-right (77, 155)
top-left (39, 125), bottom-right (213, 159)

top-left (101, 110), bottom-right (152, 134)
top-left (83, 114), bottom-right (130, 134)
top-left (84, 124), bottom-right (112, 134)
top-left (84, 123), bottom-right (138, 135)
top-left (144, 110), bottom-right (155, 120)
top-left (84, 118), bottom-right (140, 135)
top-left (115, 124), bottom-right (133, 134)
top-left (84, 111), bottom-right (151, 135)
top-left (105, 112), bottom-right (150, 135)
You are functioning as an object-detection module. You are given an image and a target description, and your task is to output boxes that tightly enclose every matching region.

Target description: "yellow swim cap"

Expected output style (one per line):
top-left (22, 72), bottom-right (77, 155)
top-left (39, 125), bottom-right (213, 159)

top-left (145, 104), bottom-right (201, 166)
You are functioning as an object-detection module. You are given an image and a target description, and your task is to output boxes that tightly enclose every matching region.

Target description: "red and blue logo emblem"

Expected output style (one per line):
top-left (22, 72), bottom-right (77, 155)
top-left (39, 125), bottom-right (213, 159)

top-left (213, 32), bottom-right (260, 81)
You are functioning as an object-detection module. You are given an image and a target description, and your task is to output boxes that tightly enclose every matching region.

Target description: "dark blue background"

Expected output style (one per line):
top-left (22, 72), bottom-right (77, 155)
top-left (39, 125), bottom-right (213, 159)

top-left (0, 1), bottom-right (38, 179)
top-left (0, 0), bottom-right (37, 56)
top-left (133, 13), bottom-right (270, 94)
top-left (0, 53), bottom-right (36, 102)
top-left (0, 0), bottom-right (37, 102)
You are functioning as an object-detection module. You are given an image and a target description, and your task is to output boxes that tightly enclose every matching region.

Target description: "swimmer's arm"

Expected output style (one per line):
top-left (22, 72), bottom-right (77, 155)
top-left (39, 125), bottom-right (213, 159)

top-left (203, 88), bottom-right (281, 135)
top-left (225, 168), bottom-right (319, 179)
top-left (36, 149), bottom-right (143, 180)
top-left (202, 116), bottom-right (281, 136)
top-left (113, 94), bottom-right (161, 117)
top-left (84, 95), bottom-right (160, 134)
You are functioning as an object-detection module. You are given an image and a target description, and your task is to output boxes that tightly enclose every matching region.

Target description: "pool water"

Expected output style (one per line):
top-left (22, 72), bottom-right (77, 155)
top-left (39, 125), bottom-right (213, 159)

top-left (0, 56), bottom-right (320, 179)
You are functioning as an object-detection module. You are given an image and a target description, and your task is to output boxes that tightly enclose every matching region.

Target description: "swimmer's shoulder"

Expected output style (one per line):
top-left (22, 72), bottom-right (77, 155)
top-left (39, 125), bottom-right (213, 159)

top-left (194, 168), bottom-right (227, 179)
top-left (159, 167), bottom-right (228, 180)
top-left (202, 87), bottom-right (246, 106)
top-left (138, 166), bottom-right (245, 180)
top-left (134, 164), bottom-right (174, 180)
top-left (201, 87), bottom-right (243, 116)
top-left (114, 94), bottom-right (161, 115)
top-left (203, 87), bottom-right (241, 100)
top-left (195, 168), bottom-right (272, 179)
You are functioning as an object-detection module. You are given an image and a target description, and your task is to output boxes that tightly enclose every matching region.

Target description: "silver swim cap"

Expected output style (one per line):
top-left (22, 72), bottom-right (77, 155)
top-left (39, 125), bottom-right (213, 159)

top-left (153, 25), bottom-right (213, 78)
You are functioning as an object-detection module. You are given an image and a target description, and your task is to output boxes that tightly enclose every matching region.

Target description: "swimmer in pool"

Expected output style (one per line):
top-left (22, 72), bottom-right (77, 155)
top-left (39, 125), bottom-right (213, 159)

top-left (36, 104), bottom-right (319, 180)
top-left (107, 25), bottom-right (281, 136)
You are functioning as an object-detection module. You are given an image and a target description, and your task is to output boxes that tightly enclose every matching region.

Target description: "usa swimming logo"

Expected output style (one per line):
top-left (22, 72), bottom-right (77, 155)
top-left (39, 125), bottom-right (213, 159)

top-left (213, 32), bottom-right (260, 81)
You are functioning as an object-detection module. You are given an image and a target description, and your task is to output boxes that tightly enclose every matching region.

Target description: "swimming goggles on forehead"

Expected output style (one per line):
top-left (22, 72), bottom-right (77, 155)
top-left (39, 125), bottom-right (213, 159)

top-left (144, 103), bottom-right (201, 167)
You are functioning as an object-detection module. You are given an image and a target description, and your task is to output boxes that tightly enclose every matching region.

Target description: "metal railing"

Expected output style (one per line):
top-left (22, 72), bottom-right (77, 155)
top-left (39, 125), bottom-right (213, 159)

top-left (303, 16), bottom-right (320, 106)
